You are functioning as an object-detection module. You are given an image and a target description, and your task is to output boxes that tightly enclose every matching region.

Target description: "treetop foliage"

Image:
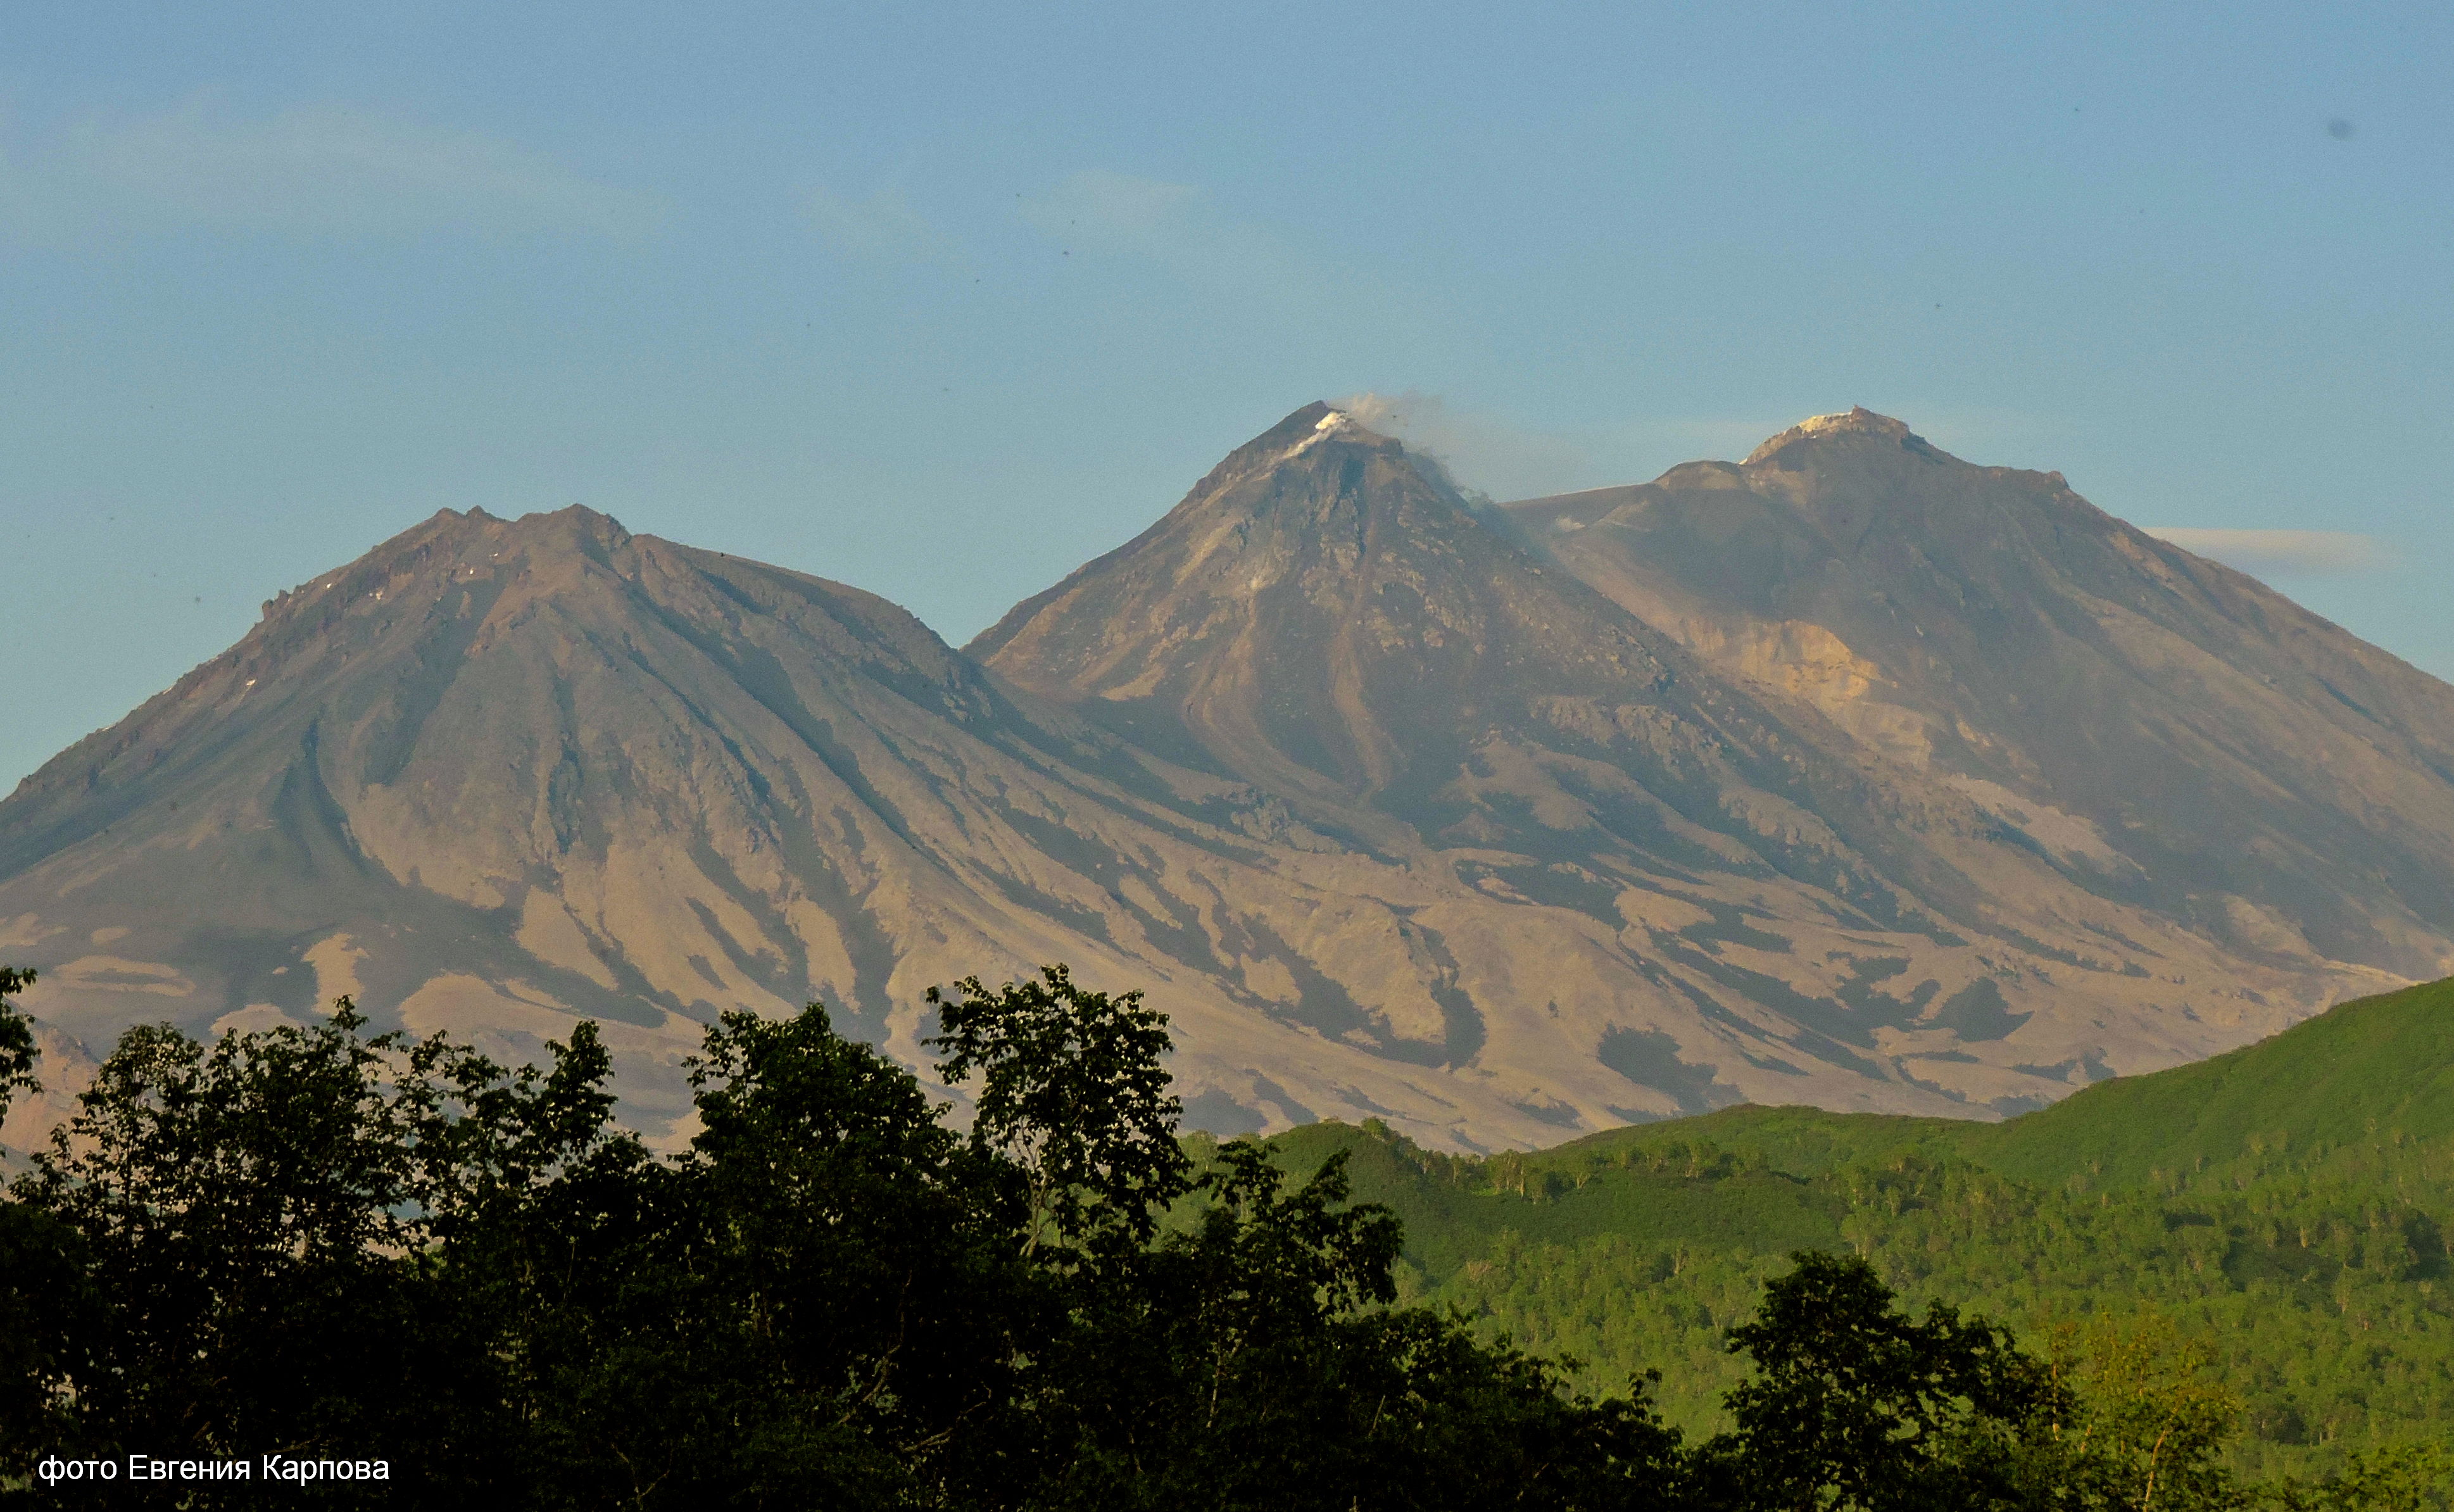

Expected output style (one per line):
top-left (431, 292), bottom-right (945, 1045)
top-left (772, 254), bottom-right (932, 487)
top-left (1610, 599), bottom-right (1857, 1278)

top-left (926, 964), bottom-right (1188, 1258)
top-left (0, 967), bottom-right (37, 1123)
top-left (0, 962), bottom-right (2445, 1510)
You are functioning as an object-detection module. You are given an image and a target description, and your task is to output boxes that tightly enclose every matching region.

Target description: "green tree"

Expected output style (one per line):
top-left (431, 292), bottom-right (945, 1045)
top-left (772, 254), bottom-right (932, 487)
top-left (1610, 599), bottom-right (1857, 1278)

top-left (4, 1000), bottom-right (472, 1504)
top-left (2017, 1316), bottom-right (2249, 1511)
top-left (0, 1182), bottom-right (89, 1492)
top-left (394, 1014), bottom-right (662, 1504)
top-left (27, 961), bottom-right (2246, 1508)
top-left (661, 1003), bottom-right (1036, 1505)
top-left (1015, 1138), bottom-right (1685, 1510)
top-left (1699, 1249), bottom-right (2049, 1511)
top-left (2263, 1446), bottom-right (2453, 1512)
top-left (0, 966), bottom-right (36, 1123)
top-left (928, 964), bottom-right (1188, 1259)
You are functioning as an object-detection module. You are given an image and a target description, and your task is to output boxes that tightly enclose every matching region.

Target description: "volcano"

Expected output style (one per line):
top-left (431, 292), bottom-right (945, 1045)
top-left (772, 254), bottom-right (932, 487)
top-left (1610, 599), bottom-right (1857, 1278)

top-left (1506, 408), bottom-right (2454, 982)
top-left (974, 404), bottom-right (2415, 1120)
top-left (0, 503), bottom-right (1630, 1147)
top-left (4, 405), bottom-right (2441, 1151)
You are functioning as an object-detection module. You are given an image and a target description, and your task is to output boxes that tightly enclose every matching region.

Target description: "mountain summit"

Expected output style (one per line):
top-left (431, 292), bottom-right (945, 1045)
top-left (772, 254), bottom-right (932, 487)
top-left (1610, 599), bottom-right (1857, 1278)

top-left (1509, 412), bottom-right (2454, 982)
top-left (11, 492), bottom-right (1882, 1148)
top-left (4, 505), bottom-right (1036, 1137)
top-left (976, 405), bottom-right (2397, 1121)
top-left (1742, 405), bottom-right (1925, 462)
top-left (972, 401), bottom-right (1687, 817)
top-left (5, 407), bottom-right (2445, 1152)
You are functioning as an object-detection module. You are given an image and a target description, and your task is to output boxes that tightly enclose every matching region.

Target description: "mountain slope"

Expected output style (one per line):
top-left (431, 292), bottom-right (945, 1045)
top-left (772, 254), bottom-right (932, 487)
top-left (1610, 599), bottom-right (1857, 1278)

top-left (1456, 973), bottom-right (2454, 1187)
top-left (1958, 973), bottom-right (2454, 1185)
top-left (1506, 408), bottom-right (2454, 981)
top-left (6, 405), bottom-right (2439, 1151)
top-left (976, 404), bottom-right (2377, 1122)
top-left (0, 505), bottom-right (1667, 1147)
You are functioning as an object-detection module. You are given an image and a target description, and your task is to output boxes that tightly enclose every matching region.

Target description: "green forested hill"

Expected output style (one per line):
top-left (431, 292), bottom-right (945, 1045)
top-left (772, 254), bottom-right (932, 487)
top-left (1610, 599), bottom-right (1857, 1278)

top-left (1242, 976), bottom-right (2454, 1480)
top-left (1958, 976), bottom-right (2454, 1187)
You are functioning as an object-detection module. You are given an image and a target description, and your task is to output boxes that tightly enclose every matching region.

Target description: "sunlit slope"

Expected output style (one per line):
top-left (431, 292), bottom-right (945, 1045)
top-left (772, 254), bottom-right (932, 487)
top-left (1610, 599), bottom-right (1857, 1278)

top-left (1508, 409), bottom-right (2454, 984)
top-left (1956, 973), bottom-right (2454, 1186)
top-left (981, 403), bottom-right (2390, 1125)
top-left (1276, 974), bottom-right (2454, 1228)
top-left (1526, 972), bottom-right (2454, 1188)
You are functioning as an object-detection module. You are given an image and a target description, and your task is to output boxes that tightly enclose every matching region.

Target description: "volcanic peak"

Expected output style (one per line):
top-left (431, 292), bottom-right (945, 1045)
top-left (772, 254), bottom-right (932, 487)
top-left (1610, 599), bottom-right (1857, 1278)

top-left (1744, 406), bottom-right (1944, 467)
top-left (1170, 400), bottom-right (1414, 505)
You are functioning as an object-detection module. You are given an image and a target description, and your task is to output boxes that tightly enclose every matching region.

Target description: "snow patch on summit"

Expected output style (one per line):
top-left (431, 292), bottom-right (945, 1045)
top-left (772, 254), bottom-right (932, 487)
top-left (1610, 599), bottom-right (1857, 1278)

top-left (1744, 407), bottom-right (1919, 464)
top-left (1278, 407), bottom-right (1357, 463)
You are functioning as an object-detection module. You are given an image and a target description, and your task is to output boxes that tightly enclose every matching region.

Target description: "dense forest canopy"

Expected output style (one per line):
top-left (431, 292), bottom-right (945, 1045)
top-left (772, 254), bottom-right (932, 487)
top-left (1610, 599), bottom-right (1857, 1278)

top-left (1306, 977), bottom-right (2454, 1480)
top-left (0, 964), bottom-right (2447, 1509)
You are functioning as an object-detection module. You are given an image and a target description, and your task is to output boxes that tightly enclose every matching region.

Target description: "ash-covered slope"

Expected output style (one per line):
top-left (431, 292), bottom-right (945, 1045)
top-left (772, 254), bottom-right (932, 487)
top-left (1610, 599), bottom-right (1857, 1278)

top-left (0, 504), bottom-right (1668, 1147)
top-left (974, 406), bottom-right (1969, 916)
top-left (3, 507), bottom-right (1045, 1136)
top-left (976, 406), bottom-right (2375, 1123)
top-left (5, 406), bottom-right (2424, 1154)
top-left (1506, 408), bottom-right (2454, 983)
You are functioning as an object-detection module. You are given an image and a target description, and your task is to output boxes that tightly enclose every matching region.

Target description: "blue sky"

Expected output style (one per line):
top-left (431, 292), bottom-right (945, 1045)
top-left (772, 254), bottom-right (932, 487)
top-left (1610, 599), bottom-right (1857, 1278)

top-left (4, 2), bottom-right (2448, 791)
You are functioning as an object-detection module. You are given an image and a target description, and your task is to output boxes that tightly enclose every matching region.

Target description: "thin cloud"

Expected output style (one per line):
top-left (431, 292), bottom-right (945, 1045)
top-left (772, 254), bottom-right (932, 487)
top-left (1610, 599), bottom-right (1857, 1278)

top-left (1022, 170), bottom-right (1202, 244)
top-left (1328, 398), bottom-right (1821, 503)
top-left (1013, 169), bottom-right (1459, 383)
top-left (1337, 391), bottom-right (1596, 502)
top-left (1020, 171), bottom-right (1292, 296)
top-left (2145, 528), bottom-right (2381, 577)
top-left (1018, 170), bottom-right (1408, 327)
top-left (806, 185), bottom-right (963, 266)
top-left (0, 101), bottom-right (659, 241)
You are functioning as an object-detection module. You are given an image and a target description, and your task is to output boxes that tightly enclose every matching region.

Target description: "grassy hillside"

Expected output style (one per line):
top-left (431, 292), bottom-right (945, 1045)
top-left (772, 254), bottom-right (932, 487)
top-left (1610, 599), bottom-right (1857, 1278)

top-left (1958, 976), bottom-right (2454, 1186)
top-left (1240, 977), bottom-right (2454, 1480)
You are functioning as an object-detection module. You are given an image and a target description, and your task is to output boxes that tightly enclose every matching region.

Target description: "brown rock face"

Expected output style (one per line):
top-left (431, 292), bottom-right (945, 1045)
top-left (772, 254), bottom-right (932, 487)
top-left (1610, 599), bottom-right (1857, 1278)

top-left (3, 405), bottom-right (2441, 1152)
